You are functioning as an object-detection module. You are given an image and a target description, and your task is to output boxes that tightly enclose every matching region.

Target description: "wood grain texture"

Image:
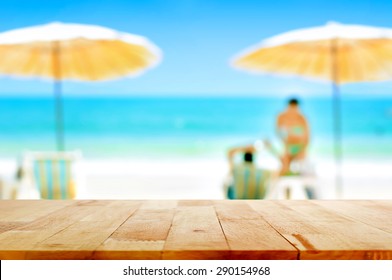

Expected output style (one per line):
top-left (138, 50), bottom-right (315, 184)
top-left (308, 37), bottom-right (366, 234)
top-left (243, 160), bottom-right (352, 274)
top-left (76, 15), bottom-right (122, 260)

top-left (0, 200), bottom-right (74, 222)
top-left (248, 200), bottom-right (392, 259)
top-left (214, 201), bottom-right (297, 259)
top-left (26, 201), bottom-right (141, 259)
top-left (95, 201), bottom-right (175, 259)
top-left (163, 205), bottom-right (229, 259)
top-left (311, 200), bottom-right (392, 234)
top-left (0, 200), bottom-right (392, 260)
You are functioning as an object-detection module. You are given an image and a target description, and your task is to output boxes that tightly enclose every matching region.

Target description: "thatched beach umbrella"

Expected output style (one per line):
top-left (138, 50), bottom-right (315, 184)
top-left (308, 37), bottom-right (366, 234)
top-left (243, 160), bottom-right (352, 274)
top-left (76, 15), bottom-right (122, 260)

top-left (0, 22), bottom-right (162, 150)
top-left (232, 22), bottom-right (392, 197)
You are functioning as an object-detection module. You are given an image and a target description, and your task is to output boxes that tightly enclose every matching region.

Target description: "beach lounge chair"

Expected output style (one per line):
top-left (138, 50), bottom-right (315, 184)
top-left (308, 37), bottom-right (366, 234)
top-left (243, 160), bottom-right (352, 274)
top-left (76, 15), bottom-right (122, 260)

top-left (265, 159), bottom-right (319, 199)
top-left (20, 151), bottom-right (82, 199)
top-left (226, 163), bottom-right (272, 199)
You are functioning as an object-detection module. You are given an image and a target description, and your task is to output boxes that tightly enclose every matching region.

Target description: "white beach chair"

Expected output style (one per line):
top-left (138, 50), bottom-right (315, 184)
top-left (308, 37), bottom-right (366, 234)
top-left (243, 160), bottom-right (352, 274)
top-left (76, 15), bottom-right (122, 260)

top-left (266, 159), bottom-right (319, 199)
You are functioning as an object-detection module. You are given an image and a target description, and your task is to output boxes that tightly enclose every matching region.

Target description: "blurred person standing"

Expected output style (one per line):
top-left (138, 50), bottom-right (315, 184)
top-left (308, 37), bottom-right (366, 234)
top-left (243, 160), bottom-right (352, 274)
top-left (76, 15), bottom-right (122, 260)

top-left (276, 98), bottom-right (310, 175)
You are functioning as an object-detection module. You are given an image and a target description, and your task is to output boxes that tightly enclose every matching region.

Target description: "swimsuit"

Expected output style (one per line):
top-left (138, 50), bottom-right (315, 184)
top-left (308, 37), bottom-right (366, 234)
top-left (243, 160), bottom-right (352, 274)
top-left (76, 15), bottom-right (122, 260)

top-left (287, 143), bottom-right (304, 156)
top-left (279, 126), bottom-right (305, 157)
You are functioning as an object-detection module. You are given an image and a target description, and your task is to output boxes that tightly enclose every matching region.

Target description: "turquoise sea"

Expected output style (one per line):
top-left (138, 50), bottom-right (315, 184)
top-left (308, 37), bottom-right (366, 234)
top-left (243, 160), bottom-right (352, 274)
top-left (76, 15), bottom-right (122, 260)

top-left (0, 96), bottom-right (392, 159)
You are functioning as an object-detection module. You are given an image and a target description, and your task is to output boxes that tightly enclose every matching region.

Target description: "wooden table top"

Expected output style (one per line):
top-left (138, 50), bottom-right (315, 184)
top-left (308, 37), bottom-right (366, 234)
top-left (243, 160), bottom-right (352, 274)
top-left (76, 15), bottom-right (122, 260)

top-left (0, 200), bottom-right (391, 260)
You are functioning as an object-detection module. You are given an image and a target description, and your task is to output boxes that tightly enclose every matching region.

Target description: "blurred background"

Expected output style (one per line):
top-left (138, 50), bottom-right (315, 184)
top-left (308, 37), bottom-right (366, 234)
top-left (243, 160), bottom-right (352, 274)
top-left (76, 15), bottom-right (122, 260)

top-left (0, 0), bottom-right (391, 199)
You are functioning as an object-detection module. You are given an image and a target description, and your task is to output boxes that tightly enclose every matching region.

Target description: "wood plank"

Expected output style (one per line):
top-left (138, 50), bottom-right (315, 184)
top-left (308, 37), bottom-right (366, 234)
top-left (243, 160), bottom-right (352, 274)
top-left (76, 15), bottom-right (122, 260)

top-left (26, 201), bottom-right (141, 259)
top-left (0, 201), bottom-right (140, 259)
top-left (215, 201), bottom-right (297, 259)
top-left (0, 201), bottom-right (94, 243)
top-left (1, 200), bottom-right (392, 260)
top-left (94, 201), bottom-right (175, 260)
top-left (214, 200), bottom-right (262, 220)
top-left (94, 240), bottom-right (165, 260)
top-left (163, 205), bottom-right (229, 259)
top-left (139, 200), bottom-right (177, 209)
top-left (112, 209), bottom-right (174, 240)
top-left (0, 200), bottom-right (74, 222)
top-left (369, 200), bottom-right (392, 210)
top-left (249, 200), bottom-right (392, 259)
top-left (312, 200), bottom-right (392, 234)
top-left (0, 201), bottom-right (91, 259)
top-left (248, 200), bottom-right (349, 222)
top-left (0, 222), bottom-right (29, 234)
top-left (178, 200), bottom-right (213, 207)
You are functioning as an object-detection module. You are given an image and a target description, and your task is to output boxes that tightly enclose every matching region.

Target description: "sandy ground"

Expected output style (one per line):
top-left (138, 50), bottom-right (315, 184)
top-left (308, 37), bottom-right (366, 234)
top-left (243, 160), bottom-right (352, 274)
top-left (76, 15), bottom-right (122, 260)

top-left (1, 157), bottom-right (391, 200)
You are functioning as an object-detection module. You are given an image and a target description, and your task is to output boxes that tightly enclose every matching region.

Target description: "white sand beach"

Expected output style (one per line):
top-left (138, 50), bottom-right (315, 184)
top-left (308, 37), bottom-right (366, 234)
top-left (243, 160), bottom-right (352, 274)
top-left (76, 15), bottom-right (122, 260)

top-left (1, 157), bottom-right (391, 200)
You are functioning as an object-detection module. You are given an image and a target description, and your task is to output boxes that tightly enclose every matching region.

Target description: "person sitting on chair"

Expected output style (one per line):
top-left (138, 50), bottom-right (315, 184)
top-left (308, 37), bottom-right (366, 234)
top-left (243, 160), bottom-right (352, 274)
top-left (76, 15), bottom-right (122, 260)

top-left (225, 144), bottom-right (271, 199)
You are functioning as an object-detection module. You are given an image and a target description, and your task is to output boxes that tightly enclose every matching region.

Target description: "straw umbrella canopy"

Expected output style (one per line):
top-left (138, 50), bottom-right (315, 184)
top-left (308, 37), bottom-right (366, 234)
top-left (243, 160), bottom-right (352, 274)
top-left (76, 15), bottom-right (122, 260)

top-left (0, 22), bottom-right (162, 151)
top-left (232, 22), bottom-right (392, 197)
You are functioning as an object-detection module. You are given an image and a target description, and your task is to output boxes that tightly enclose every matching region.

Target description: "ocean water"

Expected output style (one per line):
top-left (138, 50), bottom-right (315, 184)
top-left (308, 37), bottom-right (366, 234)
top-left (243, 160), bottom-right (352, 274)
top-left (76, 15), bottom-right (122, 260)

top-left (0, 96), bottom-right (391, 159)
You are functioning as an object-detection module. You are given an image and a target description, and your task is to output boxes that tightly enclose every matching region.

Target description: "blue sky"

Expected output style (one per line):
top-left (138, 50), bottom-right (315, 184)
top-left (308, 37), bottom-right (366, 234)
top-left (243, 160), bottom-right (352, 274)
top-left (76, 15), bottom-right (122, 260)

top-left (1, 0), bottom-right (392, 97)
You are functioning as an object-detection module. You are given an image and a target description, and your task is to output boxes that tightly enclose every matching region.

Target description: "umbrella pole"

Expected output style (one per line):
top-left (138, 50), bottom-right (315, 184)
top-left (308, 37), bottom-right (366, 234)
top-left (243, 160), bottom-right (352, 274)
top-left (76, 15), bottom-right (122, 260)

top-left (52, 41), bottom-right (64, 151)
top-left (54, 79), bottom-right (64, 151)
top-left (331, 38), bottom-right (343, 198)
top-left (332, 82), bottom-right (343, 197)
